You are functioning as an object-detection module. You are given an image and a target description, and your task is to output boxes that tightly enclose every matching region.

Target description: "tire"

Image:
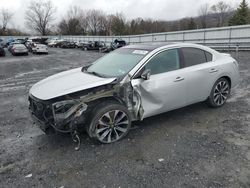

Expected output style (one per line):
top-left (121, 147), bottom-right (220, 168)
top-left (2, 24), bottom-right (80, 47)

top-left (87, 101), bottom-right (131, 144)
top-left (84, 47), bottom-right (87, 51)
top-left (207, 77), bottom-right (231, 108)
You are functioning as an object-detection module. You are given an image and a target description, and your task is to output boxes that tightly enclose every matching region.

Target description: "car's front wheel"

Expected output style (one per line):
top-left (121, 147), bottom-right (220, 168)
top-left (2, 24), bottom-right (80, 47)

top-left (207, 77), bottom-right (231, 107)
top-left (87, 101), bottom-right (131, 144)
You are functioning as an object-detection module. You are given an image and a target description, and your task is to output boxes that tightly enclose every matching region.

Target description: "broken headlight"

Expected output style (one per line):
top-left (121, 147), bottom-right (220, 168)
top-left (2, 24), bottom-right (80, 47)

top-left (52, 100), bottom-right (87, 125)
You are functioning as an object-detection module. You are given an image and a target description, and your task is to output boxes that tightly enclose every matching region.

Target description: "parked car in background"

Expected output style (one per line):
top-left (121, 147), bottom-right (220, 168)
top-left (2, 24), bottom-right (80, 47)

top-left (29, 37), bottom-right (48, 45)
top-left (0, 46), bottom-right (5, 57)
top-left (54, 40), bottom-right (66, 48)
top-left (6, 38), bottom-right (15, 47)
top-left (32, 44), bottom-right (48, 54)
top-left (113, 39), bottom-right (126, 48)
top-left (28, 43), bottom-right (239, 144)
top-left (25, 41), bottom-right (38, 52)
top-left (16, 38), bottom-right (27, 45)
top-left (11, 44), bottom-right (28, 56)
top-left (8, 42), bottom-right (20, 52)
top-left (47, 39), bottom-right (63, 47)
top-left (75, 40), bottom-right (87, 48)
top-left (82, 41), bottom-right (106, 51)
top-left (0, 39), bottom-right (5, 47)
top-left (60, 41), bottom-right (76, 48)
top-left (102, 39), bottom-right (127, 53)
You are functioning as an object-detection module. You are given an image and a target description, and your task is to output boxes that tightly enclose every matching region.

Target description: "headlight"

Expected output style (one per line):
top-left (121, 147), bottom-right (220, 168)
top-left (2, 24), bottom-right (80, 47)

top-left (52, 100), bottom-right (87, 125)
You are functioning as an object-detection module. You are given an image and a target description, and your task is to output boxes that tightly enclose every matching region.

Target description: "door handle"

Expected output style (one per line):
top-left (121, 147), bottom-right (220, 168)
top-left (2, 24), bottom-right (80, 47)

top-left (174, 77), bottom-right (184, 82)
top-left (209, 68), bottom-right (218, 73)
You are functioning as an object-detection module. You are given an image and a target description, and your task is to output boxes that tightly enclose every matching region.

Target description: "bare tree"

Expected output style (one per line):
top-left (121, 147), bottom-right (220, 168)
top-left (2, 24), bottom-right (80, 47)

top-left (0, 8), bottom-right (13, 35)
top-left (109, 13), bottom-right (126, 35)
top-left (198, 3), bottom-right (209, 28)
top-left (58, 6), bottom-right (86, 35)
top-left (86, 10), bottom-right (105, 35)
top-left (211, 1), bottom-right (232, 27)
top-left (25, 0), bottom-right (56, 35)
top-left (99, 15), bottom-right (109, 35)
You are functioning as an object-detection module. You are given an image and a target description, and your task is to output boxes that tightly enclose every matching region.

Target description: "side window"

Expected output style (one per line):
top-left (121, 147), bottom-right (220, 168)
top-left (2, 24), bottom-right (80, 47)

top-left (205, 51), bottom-right (213, 62)
top-left (182, 48), bottom-right (207, 67)
top-left (145, 49), bottom-right (180, 75)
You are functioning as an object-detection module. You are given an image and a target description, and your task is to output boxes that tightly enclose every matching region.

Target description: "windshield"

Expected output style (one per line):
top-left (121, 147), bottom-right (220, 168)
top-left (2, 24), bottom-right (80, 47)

top-left (86, 48), bottom-right (148, 77)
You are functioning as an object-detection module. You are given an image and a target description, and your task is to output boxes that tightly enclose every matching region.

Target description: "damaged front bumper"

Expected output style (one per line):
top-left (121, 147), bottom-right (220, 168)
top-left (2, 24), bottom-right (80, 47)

top-left (29, 95), bottom-right (88, 134)
top-left (29, 111), bottom-right (53, 134)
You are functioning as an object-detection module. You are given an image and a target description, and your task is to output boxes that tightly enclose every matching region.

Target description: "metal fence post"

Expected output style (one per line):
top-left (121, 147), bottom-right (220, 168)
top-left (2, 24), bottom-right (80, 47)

top-left (228, 27), bottom-right (232, 52)
top-left (203, 29), bottom-right (206, 45)
top-left (236, 44), bottom-right (239, 61)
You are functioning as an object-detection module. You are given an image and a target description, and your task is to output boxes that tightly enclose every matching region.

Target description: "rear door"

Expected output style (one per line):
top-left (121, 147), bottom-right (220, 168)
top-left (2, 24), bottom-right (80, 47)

top-left (131, 48), bottom-right (187, 118)
top-left (180, 47), bottom-right (220, 104)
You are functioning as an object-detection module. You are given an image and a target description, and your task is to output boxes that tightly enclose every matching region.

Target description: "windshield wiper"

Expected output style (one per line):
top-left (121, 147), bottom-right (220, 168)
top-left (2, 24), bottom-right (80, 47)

top-left (87, 71), bottom-right (105, 78)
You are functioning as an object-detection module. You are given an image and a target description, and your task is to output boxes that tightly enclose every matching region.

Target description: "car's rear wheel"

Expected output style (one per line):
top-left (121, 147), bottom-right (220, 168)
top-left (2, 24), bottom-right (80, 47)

top-left (87, 102), bottom-right (131, 144)
top-left (207, 78), bottom-right (230, 107)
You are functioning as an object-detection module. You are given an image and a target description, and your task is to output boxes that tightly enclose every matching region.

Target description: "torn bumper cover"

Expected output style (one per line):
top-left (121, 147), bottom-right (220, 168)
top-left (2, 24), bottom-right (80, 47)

top-left (29, 96), bottom-right (88, 134)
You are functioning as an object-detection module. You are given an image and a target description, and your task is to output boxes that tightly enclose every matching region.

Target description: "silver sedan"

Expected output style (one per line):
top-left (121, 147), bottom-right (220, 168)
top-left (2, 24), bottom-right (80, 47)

top-left (29, 43), bottom-right (239, 144)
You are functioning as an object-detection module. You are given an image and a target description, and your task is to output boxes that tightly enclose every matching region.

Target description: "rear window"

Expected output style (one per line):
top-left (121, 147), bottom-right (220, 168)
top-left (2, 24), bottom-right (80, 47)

top-left (205, 51), bottom-right (213, 62)
top-left (182, 47), bottom-right (211, 67)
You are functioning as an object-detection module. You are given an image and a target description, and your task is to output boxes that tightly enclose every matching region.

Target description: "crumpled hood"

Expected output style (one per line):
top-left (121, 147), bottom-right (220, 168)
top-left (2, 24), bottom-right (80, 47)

top-left (29, 67), bottom-right (116, 100)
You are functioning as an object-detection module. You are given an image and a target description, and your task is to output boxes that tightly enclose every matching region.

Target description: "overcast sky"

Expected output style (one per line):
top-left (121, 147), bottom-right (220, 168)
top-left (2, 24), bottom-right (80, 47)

top-left (0, 0), bottom-right (248, 30)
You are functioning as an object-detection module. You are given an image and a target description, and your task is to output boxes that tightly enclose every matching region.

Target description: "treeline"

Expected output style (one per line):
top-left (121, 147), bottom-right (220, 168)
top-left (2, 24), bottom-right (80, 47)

top-left (56, 0), bottom-right (250, 35)
top-left (0, 0), bottom-right (250, 36)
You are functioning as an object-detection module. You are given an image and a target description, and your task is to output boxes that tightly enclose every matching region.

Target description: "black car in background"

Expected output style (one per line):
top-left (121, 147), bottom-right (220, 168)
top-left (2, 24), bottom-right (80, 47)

top-left (54, 40), bottom-right (66, 48)
top-left (110, 39), bottom-right (127, 50)
top-left (82, 41), bottom-right (106, 51)
top-left (0, 46), bottom-right (5, 57)
top-left (113, 39), bottom-right (126, 48)
top-left (102, 39), bottom-right (127, 52)
top-left (32, 37), bottom-right (48, 45)
top-left (75, 41), bottom-right (87, 48)
top-left (60, 41), bottom-right (76, 48)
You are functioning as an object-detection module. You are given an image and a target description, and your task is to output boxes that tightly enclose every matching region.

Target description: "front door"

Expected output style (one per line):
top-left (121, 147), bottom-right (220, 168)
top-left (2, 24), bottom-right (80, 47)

top-left (131, 48), bottom-right (187, 119)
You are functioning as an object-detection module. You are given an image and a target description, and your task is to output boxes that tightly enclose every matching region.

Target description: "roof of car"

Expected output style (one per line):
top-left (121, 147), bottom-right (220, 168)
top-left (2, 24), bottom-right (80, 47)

top-left (123, 42), bottom-right (178, 51)
top-left (13, 44), bottom-right (25, 46)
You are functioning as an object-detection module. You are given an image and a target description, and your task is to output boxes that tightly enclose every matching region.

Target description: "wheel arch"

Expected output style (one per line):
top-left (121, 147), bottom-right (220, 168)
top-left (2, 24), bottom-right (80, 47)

top-left (220, 75), bottom-right (231, 88)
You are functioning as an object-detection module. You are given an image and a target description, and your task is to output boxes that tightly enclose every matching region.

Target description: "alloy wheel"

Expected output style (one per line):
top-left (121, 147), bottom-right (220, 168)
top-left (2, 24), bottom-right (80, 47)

top-left (213, 80), bottom-right (230, 106)
top-left (95, 110), bottom-right (129, 143)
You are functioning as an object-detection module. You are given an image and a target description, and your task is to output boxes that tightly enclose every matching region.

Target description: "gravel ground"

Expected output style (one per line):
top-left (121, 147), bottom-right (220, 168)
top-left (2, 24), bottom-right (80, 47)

top-left (0, 48), bottom-right (249, 188)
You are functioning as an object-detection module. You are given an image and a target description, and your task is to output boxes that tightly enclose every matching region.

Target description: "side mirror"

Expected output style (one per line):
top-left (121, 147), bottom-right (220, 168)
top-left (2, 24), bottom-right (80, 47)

top-left (141, 69), bottom-right (151, 80)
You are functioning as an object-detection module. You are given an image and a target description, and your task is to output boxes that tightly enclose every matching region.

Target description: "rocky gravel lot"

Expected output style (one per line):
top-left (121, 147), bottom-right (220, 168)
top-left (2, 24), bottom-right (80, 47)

top-left (0, 48), bottom-right (249, 188)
